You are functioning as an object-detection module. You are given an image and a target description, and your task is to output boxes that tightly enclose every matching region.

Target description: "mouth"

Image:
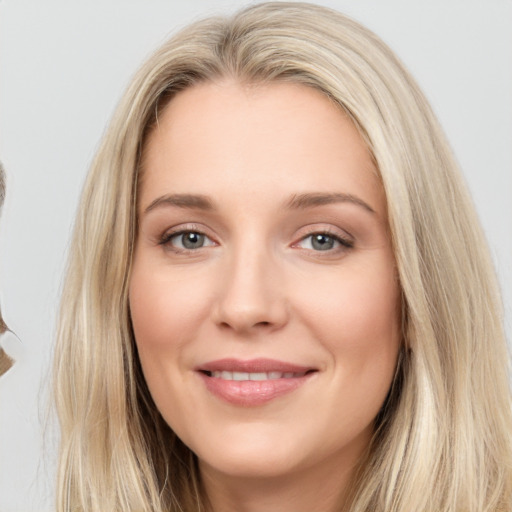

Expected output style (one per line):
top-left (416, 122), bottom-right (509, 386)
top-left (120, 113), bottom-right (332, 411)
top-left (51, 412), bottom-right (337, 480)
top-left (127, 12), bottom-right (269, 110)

top-left (203, 370), bottom-right (312, 381)
top-left (195, 358), bottom-right (318, 406)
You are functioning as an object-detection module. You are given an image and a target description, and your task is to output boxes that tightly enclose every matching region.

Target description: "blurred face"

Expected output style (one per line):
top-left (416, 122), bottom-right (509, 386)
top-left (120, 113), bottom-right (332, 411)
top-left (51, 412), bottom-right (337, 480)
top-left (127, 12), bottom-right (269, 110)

top-left (130, 81), bottom-right (400, 492)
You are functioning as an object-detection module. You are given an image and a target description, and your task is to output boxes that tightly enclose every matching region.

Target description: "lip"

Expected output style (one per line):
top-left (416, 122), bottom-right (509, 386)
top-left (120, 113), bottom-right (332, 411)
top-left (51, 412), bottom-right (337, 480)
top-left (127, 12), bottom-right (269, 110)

top-left (197, 358), bottom-right (314, 374)
top-left (195, 358), bottom-right (317, 406)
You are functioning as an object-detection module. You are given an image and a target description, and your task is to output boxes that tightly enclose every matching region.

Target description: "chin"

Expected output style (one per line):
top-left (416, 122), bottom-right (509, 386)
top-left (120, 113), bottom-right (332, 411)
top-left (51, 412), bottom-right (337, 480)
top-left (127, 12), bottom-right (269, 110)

top-left (198, 449), bottom-right (302, 480)
top-left (189, 426), bottom-right (308, 479)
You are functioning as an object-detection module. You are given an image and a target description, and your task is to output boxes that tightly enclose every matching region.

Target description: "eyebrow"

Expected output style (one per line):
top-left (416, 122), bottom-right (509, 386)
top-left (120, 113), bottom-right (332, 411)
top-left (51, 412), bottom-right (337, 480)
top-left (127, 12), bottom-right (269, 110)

top-left (143, 191), bottom-right (376, 216)
top-left (144, 193), bottom-right (215, 214)
top-left (285, 192), bottom-right (376, 214)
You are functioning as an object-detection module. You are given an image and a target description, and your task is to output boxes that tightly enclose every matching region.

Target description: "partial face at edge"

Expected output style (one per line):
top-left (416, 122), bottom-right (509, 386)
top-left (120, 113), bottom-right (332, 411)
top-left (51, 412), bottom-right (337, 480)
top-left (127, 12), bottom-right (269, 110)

top-left (129, 80), bottom-right (401, 485)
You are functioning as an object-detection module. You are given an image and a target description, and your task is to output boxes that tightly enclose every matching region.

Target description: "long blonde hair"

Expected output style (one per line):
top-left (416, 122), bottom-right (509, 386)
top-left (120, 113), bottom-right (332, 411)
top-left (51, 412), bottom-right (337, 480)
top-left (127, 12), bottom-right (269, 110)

top-left (53, 3), bottom-right (512, 511)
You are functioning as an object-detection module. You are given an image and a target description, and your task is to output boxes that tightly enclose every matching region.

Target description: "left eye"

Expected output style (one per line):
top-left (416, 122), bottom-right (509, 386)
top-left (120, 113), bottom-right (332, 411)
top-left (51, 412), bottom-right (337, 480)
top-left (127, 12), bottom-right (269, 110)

top-left (296, 233), bottom-right (350, 251)
top-left (167, 231), bottom-right (215, 250)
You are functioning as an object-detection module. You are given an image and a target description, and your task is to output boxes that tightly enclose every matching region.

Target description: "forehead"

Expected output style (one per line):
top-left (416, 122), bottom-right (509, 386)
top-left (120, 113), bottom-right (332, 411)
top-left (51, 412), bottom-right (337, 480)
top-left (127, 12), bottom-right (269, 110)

top-left (140, 80), bottom-right (384, 216)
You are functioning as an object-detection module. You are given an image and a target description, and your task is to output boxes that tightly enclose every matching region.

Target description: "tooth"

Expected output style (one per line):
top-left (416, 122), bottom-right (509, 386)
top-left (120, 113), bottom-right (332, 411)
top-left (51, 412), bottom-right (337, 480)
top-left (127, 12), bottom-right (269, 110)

top-left (249, 372), bottom-right (267, 381)
top-left (233, 372), bottom-right (249, 381)
top-left (209, 370), bottom-right (304, 381)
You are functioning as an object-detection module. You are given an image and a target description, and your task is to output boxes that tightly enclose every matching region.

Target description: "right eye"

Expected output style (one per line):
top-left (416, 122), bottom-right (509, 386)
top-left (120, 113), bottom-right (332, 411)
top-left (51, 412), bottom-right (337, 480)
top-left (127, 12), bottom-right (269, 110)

top-left (163, 231), bottom-right (216, 251)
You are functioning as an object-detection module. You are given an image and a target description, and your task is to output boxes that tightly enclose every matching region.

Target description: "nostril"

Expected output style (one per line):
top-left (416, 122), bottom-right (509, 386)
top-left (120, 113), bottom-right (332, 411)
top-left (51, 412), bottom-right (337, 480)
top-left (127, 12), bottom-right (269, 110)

top-left (218, 320), bottom-right (272, 330)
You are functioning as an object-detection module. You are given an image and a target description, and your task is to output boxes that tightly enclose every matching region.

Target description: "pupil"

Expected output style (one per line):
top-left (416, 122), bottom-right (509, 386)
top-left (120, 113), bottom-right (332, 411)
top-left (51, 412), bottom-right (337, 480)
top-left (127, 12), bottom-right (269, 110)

top-left (312, 234), bottom-right (334, 251)
top-left (183, 232), bottom-right (204, 249)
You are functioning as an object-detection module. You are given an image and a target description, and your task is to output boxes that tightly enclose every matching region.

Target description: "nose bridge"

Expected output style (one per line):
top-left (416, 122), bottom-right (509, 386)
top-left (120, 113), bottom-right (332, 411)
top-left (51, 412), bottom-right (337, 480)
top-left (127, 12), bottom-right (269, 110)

top-left (214, 234), bottom-right (287, 333)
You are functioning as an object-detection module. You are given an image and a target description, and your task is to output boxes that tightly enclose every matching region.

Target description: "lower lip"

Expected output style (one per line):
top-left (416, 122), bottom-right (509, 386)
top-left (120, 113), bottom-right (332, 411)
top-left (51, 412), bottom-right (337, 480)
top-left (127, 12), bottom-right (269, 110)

top-left (197, 372), bottom-right (314, 406)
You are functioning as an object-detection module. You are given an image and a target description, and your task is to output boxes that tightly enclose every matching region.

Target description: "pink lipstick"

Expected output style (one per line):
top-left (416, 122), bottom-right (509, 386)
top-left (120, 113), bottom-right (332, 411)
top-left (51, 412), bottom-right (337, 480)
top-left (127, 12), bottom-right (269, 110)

top-left (196, 358), bottom-right (317, 406)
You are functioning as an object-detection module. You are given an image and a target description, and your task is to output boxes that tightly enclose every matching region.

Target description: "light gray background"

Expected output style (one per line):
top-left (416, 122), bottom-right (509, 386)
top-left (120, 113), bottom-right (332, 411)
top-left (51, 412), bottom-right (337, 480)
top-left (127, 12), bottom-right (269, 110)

top-left (1, 1), bottom-right (511, 510)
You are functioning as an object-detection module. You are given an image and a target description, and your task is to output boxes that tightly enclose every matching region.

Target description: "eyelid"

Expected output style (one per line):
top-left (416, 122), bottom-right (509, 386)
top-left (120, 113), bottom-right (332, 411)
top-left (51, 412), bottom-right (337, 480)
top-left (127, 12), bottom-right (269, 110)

top-left (292, 224), bottom-right (354, 243)
top-left (158, 223), bottom-right (218, 250)
top-left (156, 223), bottom-right (354, 254)
top-left (291, 225), bottom-right (354, 252)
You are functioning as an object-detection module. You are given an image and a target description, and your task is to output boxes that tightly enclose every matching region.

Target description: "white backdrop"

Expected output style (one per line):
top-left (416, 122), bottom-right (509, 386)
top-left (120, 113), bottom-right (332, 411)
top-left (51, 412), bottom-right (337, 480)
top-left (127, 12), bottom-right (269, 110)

top-left (0, 1), bottom-right (510, 510)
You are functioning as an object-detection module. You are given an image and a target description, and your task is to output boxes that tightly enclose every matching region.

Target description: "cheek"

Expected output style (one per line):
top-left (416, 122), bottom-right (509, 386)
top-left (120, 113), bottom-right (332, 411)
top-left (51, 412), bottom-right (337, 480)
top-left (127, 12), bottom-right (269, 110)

top-left (296, 256), bottom-right (401, 392)
top-left (129, 259), bottom-right (214, 422)
top-left (302, 257), bottom-right (399, 334)
top-left (129, 261), bottom-right (211, 352)
top-left (128, 260), bottom-right (217, 419)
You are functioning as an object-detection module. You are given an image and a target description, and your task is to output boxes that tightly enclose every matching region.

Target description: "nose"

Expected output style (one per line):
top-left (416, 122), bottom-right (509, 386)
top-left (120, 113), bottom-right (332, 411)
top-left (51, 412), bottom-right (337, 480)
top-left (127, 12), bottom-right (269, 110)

top-left (212, 246), bottom-right (289, 335)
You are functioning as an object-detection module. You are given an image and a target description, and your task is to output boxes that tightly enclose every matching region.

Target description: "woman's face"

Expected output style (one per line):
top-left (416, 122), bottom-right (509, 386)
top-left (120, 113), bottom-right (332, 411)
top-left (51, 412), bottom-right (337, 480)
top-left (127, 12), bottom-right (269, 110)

top-left (130, 80), bottom-right (400, 486)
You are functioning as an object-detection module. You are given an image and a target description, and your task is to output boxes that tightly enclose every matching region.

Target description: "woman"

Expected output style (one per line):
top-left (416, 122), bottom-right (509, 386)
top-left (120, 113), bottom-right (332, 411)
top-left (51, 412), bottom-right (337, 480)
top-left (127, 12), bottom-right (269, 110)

top-left (53, 2), bottom-right (512, 511)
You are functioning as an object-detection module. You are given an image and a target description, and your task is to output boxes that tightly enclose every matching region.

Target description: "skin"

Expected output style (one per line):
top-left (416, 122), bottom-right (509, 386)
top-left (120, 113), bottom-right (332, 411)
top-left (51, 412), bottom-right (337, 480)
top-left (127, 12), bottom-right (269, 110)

top-left (130, 80), bottom-right (401, 512)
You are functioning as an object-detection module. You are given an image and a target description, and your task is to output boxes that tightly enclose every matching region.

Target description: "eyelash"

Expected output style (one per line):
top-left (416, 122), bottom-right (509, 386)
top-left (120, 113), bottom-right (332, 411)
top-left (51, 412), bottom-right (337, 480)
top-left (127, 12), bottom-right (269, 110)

top-left (158, 226), bottom-right (216, 253)
top-left (294, 230), bottom-right (354, 252)
top-left (158, 227), bottom-right (354, 254)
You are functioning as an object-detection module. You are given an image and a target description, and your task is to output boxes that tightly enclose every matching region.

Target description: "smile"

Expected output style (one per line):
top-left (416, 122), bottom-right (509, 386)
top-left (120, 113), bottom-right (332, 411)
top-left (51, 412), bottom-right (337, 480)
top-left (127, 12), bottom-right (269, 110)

top-left (196, 358), bottom-right (317, 406)
top-left (208, 371), bottom-right (308, 380)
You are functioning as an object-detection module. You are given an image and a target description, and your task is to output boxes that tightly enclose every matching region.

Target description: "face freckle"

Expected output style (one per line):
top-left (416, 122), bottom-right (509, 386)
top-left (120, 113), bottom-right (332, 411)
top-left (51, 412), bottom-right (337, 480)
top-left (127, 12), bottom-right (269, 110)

top-left (129, 79), bottom-right (401, 493)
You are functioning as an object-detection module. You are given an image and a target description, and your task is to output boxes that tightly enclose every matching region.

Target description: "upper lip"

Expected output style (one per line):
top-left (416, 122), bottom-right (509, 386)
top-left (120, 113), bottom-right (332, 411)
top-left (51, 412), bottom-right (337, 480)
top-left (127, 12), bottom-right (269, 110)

top-left (196, 358), bottom-right (316, 374)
